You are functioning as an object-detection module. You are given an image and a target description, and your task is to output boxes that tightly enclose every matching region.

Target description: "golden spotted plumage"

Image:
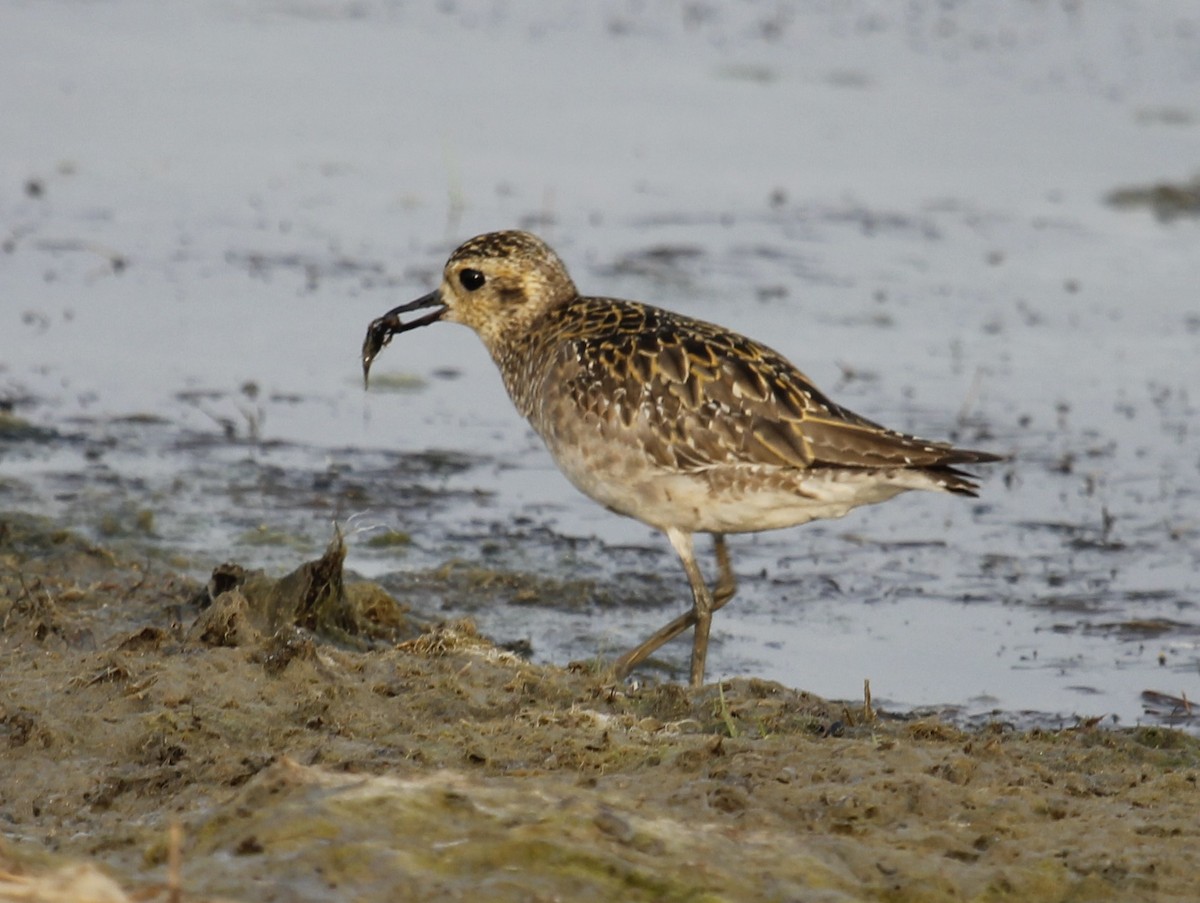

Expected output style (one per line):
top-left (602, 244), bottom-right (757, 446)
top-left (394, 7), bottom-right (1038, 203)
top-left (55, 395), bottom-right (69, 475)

top-left (365, 230), bottom-right (1001, 686)
top-left (525, 297), bottom-right (990, 483)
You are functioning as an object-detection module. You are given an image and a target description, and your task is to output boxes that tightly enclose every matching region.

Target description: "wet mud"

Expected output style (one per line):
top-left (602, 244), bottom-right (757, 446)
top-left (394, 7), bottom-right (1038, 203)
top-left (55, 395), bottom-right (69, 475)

top-left (2, 513), bottom-right (1199, 902)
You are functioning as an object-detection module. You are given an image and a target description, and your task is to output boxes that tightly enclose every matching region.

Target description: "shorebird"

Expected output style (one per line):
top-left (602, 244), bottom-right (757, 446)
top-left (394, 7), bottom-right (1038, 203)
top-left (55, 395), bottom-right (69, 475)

top-left (364, 230), bottom-right (1000, 687)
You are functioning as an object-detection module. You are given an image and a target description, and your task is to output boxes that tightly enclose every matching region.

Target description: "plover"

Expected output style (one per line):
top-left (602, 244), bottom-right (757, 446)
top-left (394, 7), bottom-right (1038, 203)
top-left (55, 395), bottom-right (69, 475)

top-left (364, 230), bottom-right (1000, 687)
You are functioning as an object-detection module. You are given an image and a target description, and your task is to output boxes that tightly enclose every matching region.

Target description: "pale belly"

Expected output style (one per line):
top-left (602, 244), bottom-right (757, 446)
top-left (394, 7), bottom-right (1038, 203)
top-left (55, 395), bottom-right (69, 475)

top-left (540, 434), bottom-right (921, 535)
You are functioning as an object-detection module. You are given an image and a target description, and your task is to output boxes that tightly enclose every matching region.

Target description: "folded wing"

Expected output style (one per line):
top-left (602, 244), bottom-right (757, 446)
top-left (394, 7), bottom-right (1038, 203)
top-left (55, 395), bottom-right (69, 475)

top-left (562, 301), bottom-right (999, 490)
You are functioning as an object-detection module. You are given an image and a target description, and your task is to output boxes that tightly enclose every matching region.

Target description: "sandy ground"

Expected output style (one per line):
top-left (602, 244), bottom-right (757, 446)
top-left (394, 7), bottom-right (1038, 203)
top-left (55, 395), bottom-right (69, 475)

top-left (1, 511), bottom-right (1198, 903)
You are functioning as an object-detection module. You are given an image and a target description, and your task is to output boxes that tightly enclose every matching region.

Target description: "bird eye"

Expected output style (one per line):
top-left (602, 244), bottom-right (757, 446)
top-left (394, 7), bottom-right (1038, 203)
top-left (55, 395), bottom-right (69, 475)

top-left (458, 268), bottom-right (485, 291)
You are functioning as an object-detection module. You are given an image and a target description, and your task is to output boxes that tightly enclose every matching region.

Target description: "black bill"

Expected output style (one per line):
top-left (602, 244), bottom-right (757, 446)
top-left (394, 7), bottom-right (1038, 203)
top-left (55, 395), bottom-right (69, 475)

top-left (361, 290), bottom-right (446, 388)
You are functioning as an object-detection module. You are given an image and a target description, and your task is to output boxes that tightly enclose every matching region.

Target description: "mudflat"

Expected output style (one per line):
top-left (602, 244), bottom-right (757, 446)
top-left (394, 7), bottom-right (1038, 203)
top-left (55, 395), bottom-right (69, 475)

top-left (1, 513), bottom-right (1197, 902)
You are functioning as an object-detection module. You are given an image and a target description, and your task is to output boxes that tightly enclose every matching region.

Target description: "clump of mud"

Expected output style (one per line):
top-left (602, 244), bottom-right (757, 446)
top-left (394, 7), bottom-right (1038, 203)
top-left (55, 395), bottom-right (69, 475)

top-left (1, 512), bottom-right (1198, 902)
top-left (192, 532), bottom-right (417, 650)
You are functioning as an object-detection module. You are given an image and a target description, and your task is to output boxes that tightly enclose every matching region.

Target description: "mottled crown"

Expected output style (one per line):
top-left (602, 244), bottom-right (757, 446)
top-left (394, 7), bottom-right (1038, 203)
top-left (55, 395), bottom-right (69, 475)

top-left (449, 230), bottom-right (562, 268)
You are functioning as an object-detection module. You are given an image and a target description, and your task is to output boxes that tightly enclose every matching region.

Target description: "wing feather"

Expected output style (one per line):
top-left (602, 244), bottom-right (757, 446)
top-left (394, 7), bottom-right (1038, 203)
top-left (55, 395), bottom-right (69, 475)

top-left (553, 298), bottom-right (998, 477)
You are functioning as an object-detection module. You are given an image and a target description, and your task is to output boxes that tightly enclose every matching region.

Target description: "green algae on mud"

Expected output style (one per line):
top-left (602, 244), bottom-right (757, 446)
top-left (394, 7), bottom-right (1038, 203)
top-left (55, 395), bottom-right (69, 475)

top-left (1, 512), bottom-right (1199, 902)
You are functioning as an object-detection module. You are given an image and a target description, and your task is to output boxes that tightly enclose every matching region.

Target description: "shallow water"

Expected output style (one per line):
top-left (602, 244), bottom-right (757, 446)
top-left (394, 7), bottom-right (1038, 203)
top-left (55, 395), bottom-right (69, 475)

top-left (2, 1), bottom-right (1198, 728)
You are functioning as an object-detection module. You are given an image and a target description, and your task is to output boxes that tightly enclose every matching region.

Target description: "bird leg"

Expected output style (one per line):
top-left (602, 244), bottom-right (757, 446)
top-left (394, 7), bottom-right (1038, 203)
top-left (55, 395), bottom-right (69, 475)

top-left (711, 533), bottom-right (736, 608)
top-left (610, 533), bottom-right (737, 686)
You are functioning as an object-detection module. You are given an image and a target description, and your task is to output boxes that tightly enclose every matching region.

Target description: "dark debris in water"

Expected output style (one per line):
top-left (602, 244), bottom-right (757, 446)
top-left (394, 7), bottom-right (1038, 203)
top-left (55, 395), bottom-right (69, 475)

top-left (0, 413), bottom-right (61, 443)
top-left (595, 244), bottom-right (705, 284)
top-left (1106, 175), bottom-right (1200, 221)
top-left (1141, 690), bottom-right (1198, 727)
top-left (1087, 617), bottom-right (1200, 640)
top-left (225, 249), bottom-right (387, 291)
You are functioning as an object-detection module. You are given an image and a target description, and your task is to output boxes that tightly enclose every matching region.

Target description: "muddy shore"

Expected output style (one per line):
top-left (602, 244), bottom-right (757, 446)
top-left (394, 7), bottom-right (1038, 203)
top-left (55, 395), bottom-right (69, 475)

top-left (1, 511), bottom-right (1197, 902)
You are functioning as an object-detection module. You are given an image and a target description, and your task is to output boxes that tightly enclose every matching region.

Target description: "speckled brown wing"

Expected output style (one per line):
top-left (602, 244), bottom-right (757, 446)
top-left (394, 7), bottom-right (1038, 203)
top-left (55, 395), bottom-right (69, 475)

top-left (552, 298), bottom-right (997, 480)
